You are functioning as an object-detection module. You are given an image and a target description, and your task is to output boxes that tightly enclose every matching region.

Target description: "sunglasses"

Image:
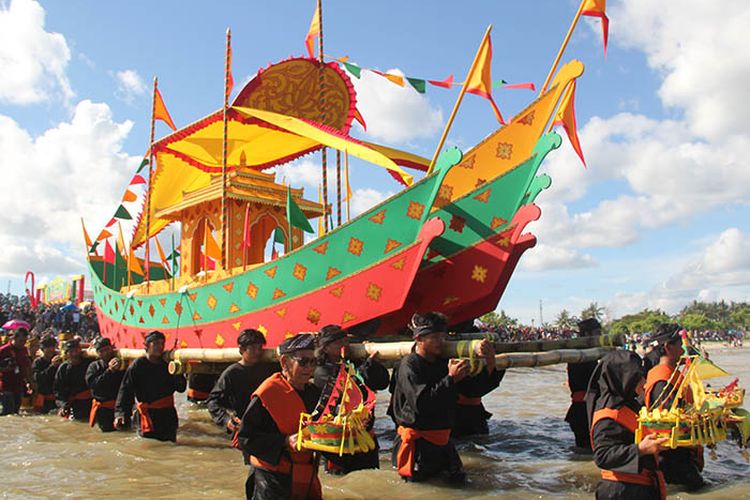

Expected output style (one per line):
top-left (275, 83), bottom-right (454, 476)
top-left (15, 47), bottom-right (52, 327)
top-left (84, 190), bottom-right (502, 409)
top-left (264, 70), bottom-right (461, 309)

top-left (292, 356), bottom-right (317, 367)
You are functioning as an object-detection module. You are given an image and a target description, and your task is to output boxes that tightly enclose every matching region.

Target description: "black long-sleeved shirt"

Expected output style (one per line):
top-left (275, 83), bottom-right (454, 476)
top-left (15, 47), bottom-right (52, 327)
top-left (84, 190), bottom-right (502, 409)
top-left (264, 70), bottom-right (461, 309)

top-left (54, 360), bottom-right (91, 406)
top-left (32, 356), bottom-right (57, 395)
top-left (86, 359), bottom-right (125, 402)
top-left (115, 357), bottom-right (186, 418)
top-left (389, 353), bottom-right (501, 430)
top-left (207, 362), bottom-right (279, 430)
top-left (237, 382), bottom-right (321, 466)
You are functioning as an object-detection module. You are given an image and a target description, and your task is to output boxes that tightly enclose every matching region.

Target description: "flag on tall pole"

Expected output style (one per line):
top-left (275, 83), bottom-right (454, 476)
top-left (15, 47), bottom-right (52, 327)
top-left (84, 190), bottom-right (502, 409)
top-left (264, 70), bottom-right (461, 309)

top-left (581, 0), bottom-right (609, 55)
top-left (552, 81), bottom-right (586, 167)
top-left (154, 236), bottom-right (171, 277)
top-left (154, 86), bottom-right (177, 131)
top-left (305, 5), bottom-right (321, 58)
top-left (464, 30), bottom-right (504, 124)
top-left (287, 186), bottom-right (314, 252)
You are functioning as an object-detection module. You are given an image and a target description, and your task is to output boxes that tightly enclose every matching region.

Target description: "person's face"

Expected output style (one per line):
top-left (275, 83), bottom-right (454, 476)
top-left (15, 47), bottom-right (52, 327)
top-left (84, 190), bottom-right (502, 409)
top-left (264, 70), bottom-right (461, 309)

top-left (240, 343), bottom-right (263, 365)
top-left (98, 345), bottom-right (114, 362)
top-left (281, 349), bottom-right (316, 389)
top-left (417, 331), bottom-right (447, 358)
top-left (324, 337), bottom-right (349, 360)
top-left (665, 341), bottom-right (682, 364)
top-left (42, 345), bottom-right (56, 358)
top-left (67, 345), bottom-right (82, 362)
top-left (146, 338), bottom-right (165, 358)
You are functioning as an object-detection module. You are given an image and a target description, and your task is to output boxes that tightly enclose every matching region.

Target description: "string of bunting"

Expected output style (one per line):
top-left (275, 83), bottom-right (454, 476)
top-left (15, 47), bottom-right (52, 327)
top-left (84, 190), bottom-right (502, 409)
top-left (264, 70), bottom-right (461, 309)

top-left (331, 55), bottom-right (536, 94)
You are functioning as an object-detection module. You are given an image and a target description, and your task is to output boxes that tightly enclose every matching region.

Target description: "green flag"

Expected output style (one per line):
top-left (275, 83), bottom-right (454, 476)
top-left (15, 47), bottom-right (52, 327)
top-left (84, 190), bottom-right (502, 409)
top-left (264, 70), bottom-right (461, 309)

top-left (113, 205), bottom-right (132, 220)
top-left (343, 62), bottom-right (361, 79)
top-left (492, 79), bottom-right (508, 89)
top-left (136, 157), bottom-right (149, 173)
top-left (89, 241), bottom-right (100, 254)
top-left (406, 77), bottom-right (426, 93)
top-left (286, 186), bottom-right (314, 234)
top-left (273, 227), bottom-right (285, 244)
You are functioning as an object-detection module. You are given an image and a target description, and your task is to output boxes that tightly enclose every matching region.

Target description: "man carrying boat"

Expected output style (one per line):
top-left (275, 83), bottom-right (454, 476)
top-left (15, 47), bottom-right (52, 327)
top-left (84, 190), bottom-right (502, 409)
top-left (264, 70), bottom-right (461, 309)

top-left (587, 350), bottom-right (669, 499)
top-left (85, 337), bottom-right (123, 432)
top-left (32, 334), bottom-right (61, 413)
top-left (54, 338), bottom-right (93, 421)
top-left (313, 324), bottom-right (389, 474)
top-left (237, 333), bottom-right (322, 500)
top-left (389, 312), bottom-right (501, 484)
top-left (187, 373), bottom-right (218, 403)
top-left (207, 329), bottom-right (278, 498)
top-left (114, 330), bottom-right (187, 442)
top-left (0, 327), bottom-right (32, 415)
top-left (643, 324), bottom-right (705, 491)
top-left (564, 318), bottom-right (601, 452)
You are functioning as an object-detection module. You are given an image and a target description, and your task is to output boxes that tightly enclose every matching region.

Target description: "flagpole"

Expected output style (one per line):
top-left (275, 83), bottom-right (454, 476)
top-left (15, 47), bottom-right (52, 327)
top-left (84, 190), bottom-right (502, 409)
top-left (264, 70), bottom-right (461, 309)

top-left (539, 0), bottom-right (585, 95)
top-left (145, 76), bottom-right (158, 290)
top-left (170, 233), bottom-right (176, 292)
top-left (221, 28), bottom-right (231, 271)
top-left (344, 152), bottom-right (351, 222)
top-left (427, 25), bottom-right (492, 175)
top-left (336, 150), bottom-right (342, 226)
top-left (316, 0), bottom-right (329, 233)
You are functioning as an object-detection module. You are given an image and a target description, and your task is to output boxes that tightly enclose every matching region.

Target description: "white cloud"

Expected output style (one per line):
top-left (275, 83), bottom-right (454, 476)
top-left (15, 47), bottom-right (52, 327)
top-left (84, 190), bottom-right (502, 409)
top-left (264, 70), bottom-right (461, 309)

top-left (114, 69), bottom-right (147, 103)
top-left (0, 0), bottom-right (73, 104)
top-left (350, 68), bottom-right (443, 144)
top-left (350, 188), bottom-right (396, 218)
top-left (612, 0), bottom-right (750, 142)
top-left (521, 244), bottom-right (596, 272)
top-left (0, 100), bottom-right (138, 276)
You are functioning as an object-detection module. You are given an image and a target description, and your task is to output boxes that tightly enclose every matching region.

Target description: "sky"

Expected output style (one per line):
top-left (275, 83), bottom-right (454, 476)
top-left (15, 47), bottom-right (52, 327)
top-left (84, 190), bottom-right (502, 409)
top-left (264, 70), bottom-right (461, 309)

top-left (0, 0), bottom-right (748, 325)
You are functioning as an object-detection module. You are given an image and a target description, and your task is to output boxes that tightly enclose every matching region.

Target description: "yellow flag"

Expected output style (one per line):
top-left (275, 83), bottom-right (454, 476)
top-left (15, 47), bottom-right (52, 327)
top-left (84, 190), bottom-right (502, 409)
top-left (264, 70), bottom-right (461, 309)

top-left (204, 221), bottom-right (222, 261)
top-left (305, 7), bottom-right (321, 59)
top-left (128, 247), bottom-right (144, 275)
top-left (464, 29), bottom-right (504, 124)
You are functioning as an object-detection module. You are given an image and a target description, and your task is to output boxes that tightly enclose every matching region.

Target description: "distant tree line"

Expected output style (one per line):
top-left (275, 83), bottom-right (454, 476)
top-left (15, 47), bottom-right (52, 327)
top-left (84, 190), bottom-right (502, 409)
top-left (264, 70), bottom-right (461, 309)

top-left (480, 300), bottom-right (750, 335)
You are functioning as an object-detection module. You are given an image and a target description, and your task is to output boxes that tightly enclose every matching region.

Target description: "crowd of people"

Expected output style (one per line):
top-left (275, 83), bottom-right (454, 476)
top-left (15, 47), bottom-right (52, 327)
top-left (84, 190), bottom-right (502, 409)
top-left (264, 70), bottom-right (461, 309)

top-left (0, 293), bottom-right (100, 340)
top-left (0, 303), bottom-right (733, 499)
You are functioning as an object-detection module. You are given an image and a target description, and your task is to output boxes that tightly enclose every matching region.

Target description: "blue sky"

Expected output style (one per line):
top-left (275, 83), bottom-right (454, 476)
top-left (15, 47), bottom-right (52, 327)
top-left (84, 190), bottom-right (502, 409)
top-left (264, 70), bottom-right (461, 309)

top-left (1, 0), bottom-right (748, 324)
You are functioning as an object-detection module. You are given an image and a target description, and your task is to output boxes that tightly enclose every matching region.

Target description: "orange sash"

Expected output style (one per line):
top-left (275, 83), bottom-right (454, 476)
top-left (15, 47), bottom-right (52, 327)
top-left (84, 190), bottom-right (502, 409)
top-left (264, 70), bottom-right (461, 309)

top-left (249, 373), bottom-right (321, 499)
top-left (570, 390), bottom-right (586, 403)
top-left (645, 364), bottom-right (679, 408)
top-left (70, 389), bottom-right (92, 401)
top-left (457, 394), bottom-right (482, 406)
top-left (187, 388), bottom-right (210, 400)
top-left (396, 426), bottom-right (451, 478)
top-left (32, 393), bottom-right (55, 411)
top-left (89, 399), bottom-right (116, 427)
top-left (136, 395), bottom-right (175, 434)
top-left (591, 407), bottom-right (666, 500)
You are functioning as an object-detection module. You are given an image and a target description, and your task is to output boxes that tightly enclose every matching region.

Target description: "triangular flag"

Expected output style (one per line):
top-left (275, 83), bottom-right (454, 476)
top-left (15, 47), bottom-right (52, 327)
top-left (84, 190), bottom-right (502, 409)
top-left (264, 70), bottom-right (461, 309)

top-left (97, 229), bottom-right (113, 241)
top-left (353, 108), bottom-right (367, 130)
top-left (343, 62), bottom-right (361, 78)
top-left (130, 174), bottom-right (147, 185)
top-left (117, 223), bottom-right (127, 259)
top-left (271, 246), bottom-right (279, 260)
top-left (492, 79), bottom-right (508, 88)
top-left (122, 189), bottom-right (137, 203)
top-left (305, 6), bottom-right (321, 59)
top-left (552, 81), bottom-right (586, 167)
top-left (581, 0), bottom-right (609, 55)
top-left (81, 218), bottom-right (93, 250)
top-left (154, 87), bottom-right (177, 131)
top-left (89, 241), bottom-right (100, 254)
top-left (407, 77), bottom-right (426, 93)
top-left (128, 247), bottom-right (144, 275)
top-left (136, 157), bottom-right (149, 174)
top-left (204, 222), bottom-right (223, 261)
top-left (104, 240), bottom-right (116, 265)
top-left (154, 236), bottom-right (170, 275)
top-left (428, 74), bottom-right (454, 88)
top-left (273, 227), bottom-right (285, 245)
top-left (105, 217), bottom-right (117, 228)
top-left (287, 186), bottom-right (314, 234)
top-left (503, 82), bottom-right (536, 91)
top-left (336, 56), bottom-right (350, 63)
top-left (375, 71), bottom-right (404, 87)
top-left (113, 205), bottom-right (132, 220)
top-left (464, 30), bottom-right (504, 124)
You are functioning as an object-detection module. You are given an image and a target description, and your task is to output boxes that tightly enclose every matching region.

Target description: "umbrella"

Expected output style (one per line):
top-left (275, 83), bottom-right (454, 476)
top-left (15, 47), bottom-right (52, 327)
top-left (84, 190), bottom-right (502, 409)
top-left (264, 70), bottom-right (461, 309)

top-left (61, 302), bottom-right (79, 312)
top-left (2, 319), bottom-right (30, 330)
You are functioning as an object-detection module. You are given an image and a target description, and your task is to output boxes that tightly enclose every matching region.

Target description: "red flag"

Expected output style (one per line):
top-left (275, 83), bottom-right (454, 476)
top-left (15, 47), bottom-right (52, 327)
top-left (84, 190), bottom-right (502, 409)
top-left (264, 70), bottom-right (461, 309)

top-left (130, 174), bottom-right (147, 185)
top-left (153, 87), bottom-right (177, 131)
top-left (581, 0), bottom-right (609, 55)
top-left (104, 240), bottom-right (115, 264)
top-left (503, 82), bottom-right (536, 91)
top-left (464, 30), bottom-right (504, 124)
top-left (271, 246), bottom-right (278, 261)
top-left (305, 7), bottom-right (321, 58)
top-left (428, 74), bottom-right (454, 88)
top-left (553, 81), bottom-right (586, 167)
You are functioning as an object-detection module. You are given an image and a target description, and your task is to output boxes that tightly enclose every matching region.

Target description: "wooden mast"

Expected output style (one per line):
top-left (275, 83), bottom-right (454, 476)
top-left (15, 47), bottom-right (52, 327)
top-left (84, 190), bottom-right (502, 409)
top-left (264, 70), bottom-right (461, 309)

top-left (144, 76), bottom-right (158, 291)
top-left (317, 0), bottom-right (329, 233)
top-left (220, 28), bottom-right (231, 270)
top-left (539, 0), bottom-right (586, 95)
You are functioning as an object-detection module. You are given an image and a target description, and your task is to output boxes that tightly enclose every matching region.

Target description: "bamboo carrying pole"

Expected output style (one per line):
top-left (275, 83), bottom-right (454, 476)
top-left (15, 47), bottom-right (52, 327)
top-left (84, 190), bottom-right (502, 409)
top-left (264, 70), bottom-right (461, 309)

top-left (87, 333), bottom-right (623, 366)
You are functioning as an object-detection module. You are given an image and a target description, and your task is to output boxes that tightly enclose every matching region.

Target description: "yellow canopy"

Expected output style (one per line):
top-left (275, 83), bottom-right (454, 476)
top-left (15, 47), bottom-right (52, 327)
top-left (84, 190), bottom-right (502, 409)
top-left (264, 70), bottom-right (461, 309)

top-left (131, 108), bottom-right (426, 247)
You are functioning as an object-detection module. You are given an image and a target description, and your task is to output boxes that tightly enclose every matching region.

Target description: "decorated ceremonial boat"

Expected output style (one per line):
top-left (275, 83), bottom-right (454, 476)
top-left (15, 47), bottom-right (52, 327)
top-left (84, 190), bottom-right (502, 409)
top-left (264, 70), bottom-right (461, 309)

top-left (84, 8), bottom-right (586, 351)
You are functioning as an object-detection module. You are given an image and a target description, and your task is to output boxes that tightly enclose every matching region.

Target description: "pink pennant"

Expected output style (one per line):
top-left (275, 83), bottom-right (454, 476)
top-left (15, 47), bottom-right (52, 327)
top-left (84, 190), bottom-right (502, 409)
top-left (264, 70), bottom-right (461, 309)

top-left (503, 82), bottom-right (536, 91)
top-left (428, 74), bottom-right (454, 88)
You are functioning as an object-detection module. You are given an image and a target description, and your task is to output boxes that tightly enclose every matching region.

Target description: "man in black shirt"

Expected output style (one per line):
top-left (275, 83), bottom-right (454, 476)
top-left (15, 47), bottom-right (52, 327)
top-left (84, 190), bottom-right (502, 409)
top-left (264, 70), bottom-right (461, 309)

top-left (114, 330), bottom-right (187, 442)
top-left (86, 337), bottom-right (124, 432)
top-left (54, 338), bottom-right (92, 421)
top-left (564, 318), bottom-right (601, 451)
top-left (389, 312), bottom-right (501, 484)
top-left (32, 335), bottom-right (60, 413)
top-left (207, 329), bottom-right (278, 498)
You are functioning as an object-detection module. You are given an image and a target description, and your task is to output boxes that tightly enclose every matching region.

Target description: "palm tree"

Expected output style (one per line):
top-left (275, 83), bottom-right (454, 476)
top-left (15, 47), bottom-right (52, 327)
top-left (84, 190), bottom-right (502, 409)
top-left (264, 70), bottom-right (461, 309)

top-left (555, 309), bottom-right (576, 330)
top-left (580, 302), bottom-right (604, 323)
